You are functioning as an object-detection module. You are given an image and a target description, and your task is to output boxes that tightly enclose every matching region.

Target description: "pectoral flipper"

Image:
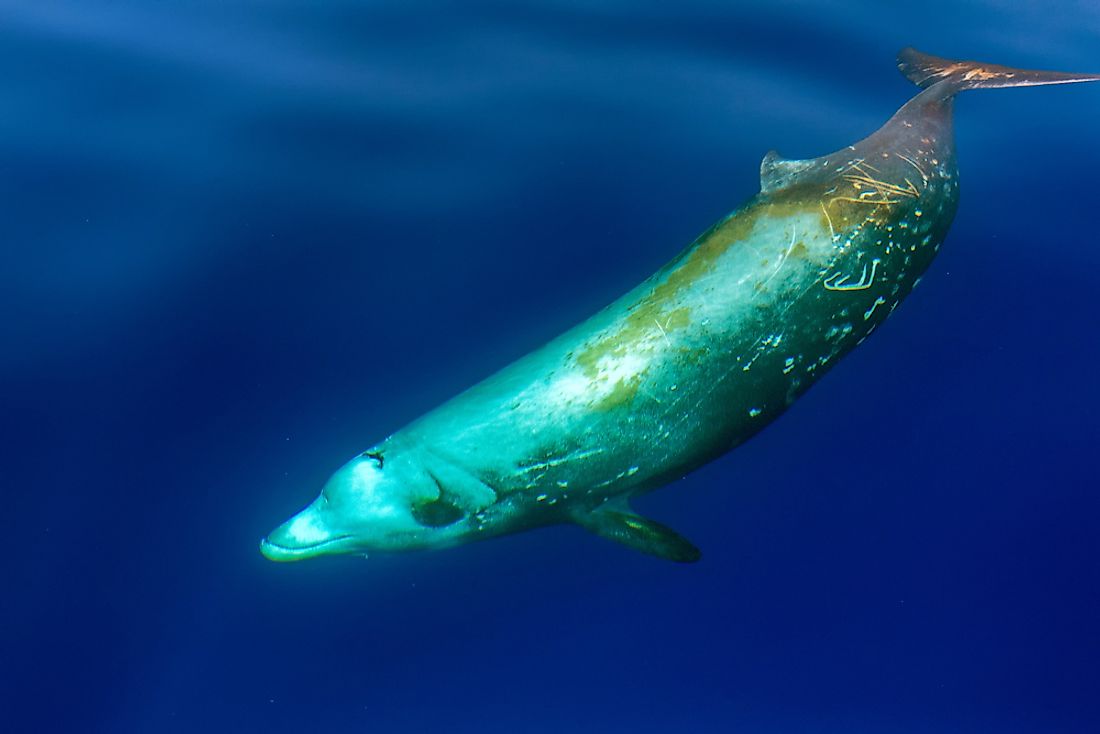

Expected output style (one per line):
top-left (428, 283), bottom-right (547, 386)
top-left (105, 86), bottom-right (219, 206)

top-left (573, 501), bottom-right (701, 563)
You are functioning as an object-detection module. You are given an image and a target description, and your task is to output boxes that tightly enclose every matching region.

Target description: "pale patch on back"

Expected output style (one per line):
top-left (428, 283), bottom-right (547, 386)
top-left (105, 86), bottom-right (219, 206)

top-left (513, 211), bottom-right (835, 420)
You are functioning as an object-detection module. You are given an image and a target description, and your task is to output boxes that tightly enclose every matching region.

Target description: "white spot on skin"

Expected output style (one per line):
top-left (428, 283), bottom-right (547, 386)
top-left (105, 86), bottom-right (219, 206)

top-left (288, 512), bottom-right (331, 545)
top-left (598, 352), bottom-right (647, 387)
top-left (549, 371), bottom-right (597, 404)
top-left (863, 297), bottom-right (887, 320)
top-left (343, 460), bottom-right (401, 521)
top-left (748, 408), bottom-right (762, 417)
top-left (527, 337), bottom-right (657, 413)
top-left (825, 323), bottom-right (853, 342)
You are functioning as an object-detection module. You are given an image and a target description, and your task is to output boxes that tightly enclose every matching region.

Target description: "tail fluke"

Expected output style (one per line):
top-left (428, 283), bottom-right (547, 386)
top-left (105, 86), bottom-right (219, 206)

top-left (897, 47), bottom-right (1100, 92)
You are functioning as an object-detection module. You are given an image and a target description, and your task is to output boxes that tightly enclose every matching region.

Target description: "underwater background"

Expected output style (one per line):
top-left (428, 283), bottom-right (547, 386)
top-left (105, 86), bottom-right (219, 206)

top-left (2, 1), bottom-right (1099, 732)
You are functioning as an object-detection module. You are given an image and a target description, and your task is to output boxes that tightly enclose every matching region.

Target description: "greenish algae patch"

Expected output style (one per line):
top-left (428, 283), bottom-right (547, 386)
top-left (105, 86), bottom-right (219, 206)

top-left (572, 197), bottom-right (829, 403)
top-left (597, 374), bottom-right (645, 411)
top-left (663, 306), bottom-right (691, 330)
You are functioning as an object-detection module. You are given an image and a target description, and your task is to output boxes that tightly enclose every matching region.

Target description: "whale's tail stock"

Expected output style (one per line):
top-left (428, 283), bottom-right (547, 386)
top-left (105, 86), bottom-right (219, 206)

top-left (897, 47), bottom-right (1100, 93)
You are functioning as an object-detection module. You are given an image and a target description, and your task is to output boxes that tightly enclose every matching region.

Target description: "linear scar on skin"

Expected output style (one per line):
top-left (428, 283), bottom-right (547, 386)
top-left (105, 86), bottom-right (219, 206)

top-left (823, 258), bottom-right (881, 291)
top-left (827, 159), bottom-right (921, 207)
top-left (760, 227), bottom-right (800, 290)
top-left (819, 201), bottom-right (837, 240)
top-left (893, 152), bottom-right (929, 181)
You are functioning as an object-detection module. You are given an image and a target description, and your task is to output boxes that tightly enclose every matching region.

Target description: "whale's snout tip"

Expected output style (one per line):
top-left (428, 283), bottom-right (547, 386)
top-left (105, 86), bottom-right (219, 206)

top-left (260, 514), bottom-right (309, 562)
top-left (260, 509), bottom-right (356, 562)
top-left (259, 521), bottom-right (313, 561)
top-left (260, 535), bottom-right (304, 562)
top-left (260, 532), bottom-right (356, 562)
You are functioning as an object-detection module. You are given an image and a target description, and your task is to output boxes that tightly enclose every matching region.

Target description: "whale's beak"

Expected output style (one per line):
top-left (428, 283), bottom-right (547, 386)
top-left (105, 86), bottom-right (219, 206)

top-left (260, 505), bottom-right (355, 562)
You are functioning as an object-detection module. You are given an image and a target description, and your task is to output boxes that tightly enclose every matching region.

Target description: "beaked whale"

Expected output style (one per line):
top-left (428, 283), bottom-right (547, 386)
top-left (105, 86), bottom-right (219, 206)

top-left (262, 49), bottom-right (1099, 564)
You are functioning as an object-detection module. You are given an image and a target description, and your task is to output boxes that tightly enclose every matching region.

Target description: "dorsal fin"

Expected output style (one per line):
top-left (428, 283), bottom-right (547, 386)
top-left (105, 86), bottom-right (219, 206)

top-left (759, 150), bottom-right (819, 194)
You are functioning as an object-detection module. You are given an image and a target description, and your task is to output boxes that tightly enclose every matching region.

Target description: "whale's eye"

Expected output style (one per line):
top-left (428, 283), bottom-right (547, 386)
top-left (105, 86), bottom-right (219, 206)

top-left (360, 450), bottom-right (384, 469)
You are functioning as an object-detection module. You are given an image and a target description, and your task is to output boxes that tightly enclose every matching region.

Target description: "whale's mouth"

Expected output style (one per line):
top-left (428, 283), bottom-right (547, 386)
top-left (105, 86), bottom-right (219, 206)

top-left (260, 534), bottom-right (355, 562)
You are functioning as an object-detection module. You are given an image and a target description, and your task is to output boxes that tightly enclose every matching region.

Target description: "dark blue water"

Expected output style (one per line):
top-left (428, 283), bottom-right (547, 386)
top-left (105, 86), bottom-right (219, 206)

top-left (4, 2), bottom-right (1099, 732)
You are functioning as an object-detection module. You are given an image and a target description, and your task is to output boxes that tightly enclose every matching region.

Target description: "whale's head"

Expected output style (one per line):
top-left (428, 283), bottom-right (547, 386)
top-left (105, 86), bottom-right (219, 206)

top-left (260, 445), bottom-right (496, 562)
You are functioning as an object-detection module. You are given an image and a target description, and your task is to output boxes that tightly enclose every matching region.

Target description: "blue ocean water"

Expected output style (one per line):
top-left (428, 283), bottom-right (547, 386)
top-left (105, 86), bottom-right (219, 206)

top-left (3, 1), bottom-right (1099, 731)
